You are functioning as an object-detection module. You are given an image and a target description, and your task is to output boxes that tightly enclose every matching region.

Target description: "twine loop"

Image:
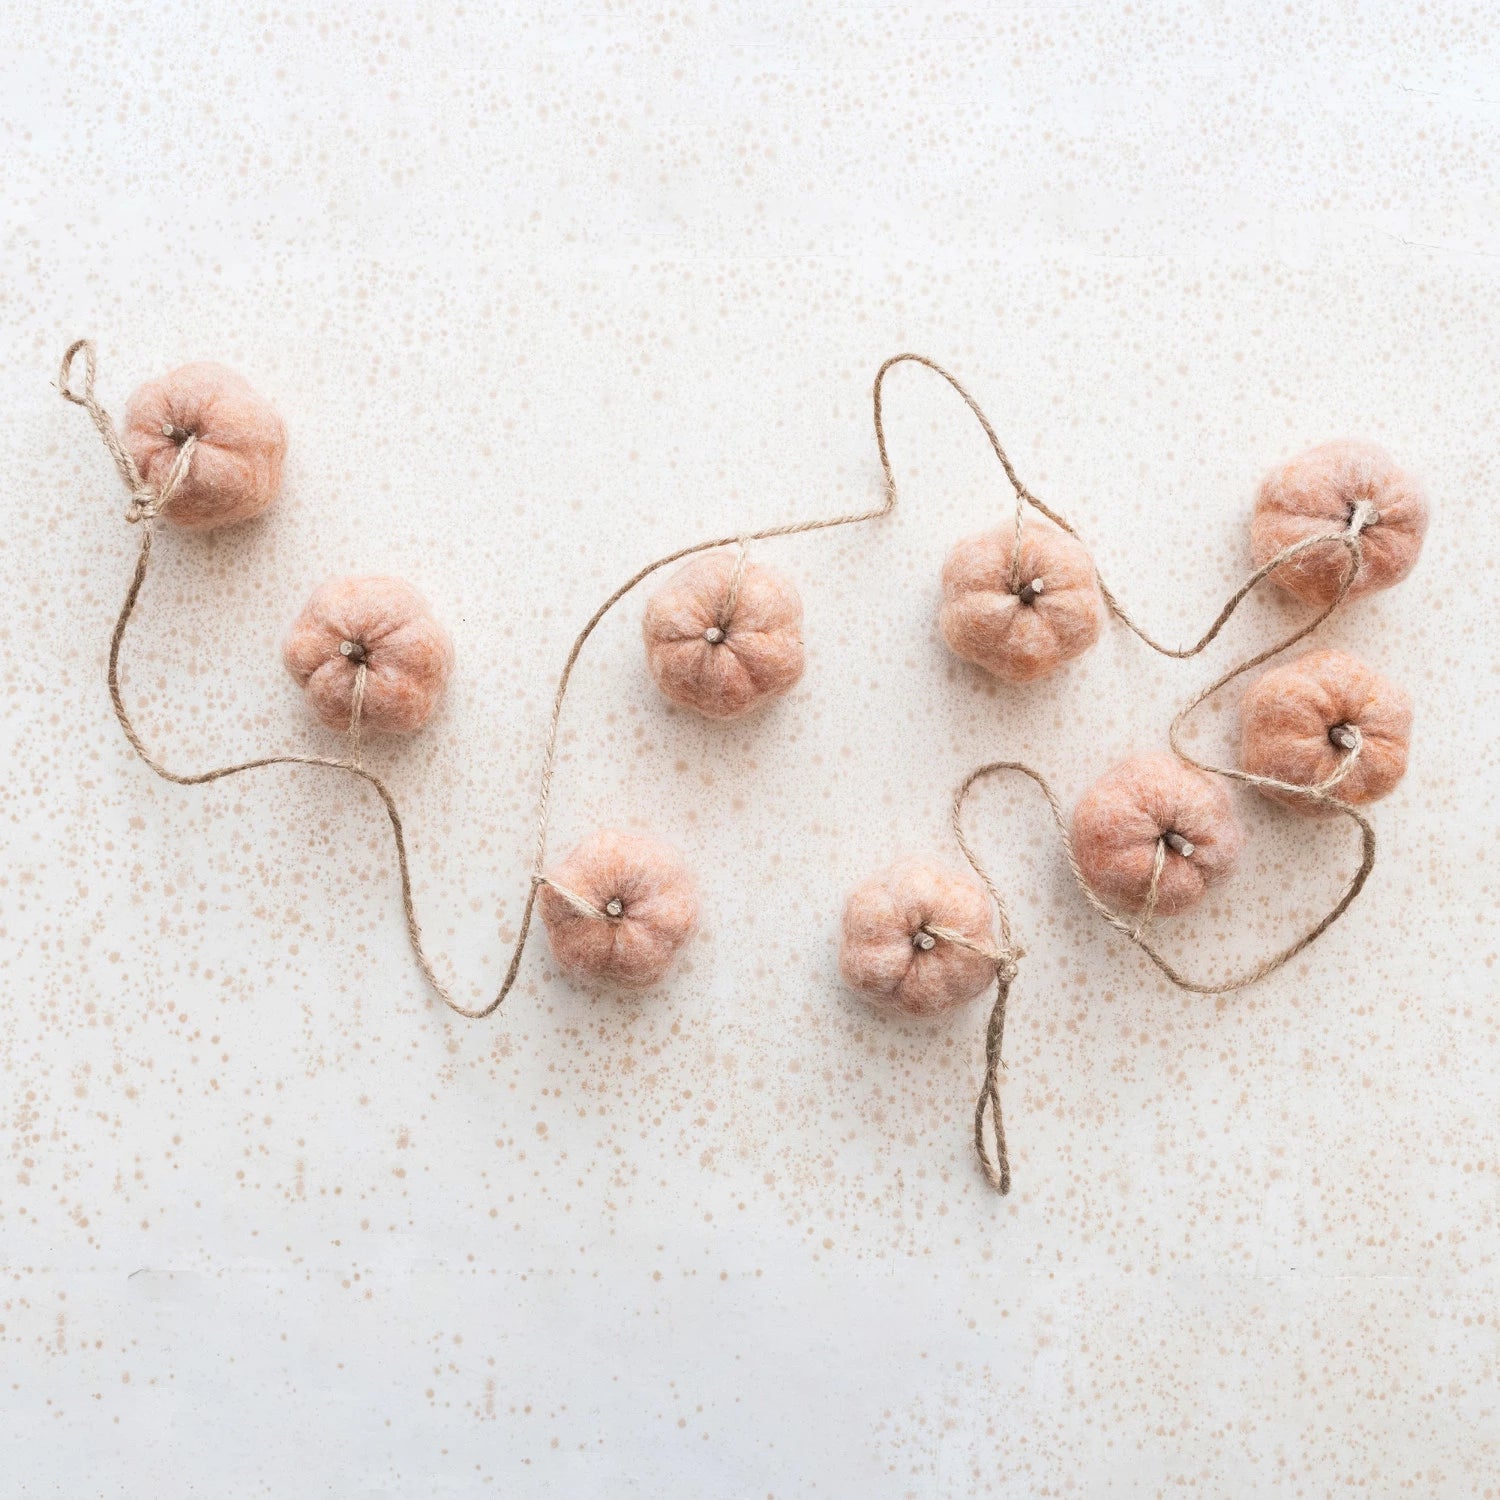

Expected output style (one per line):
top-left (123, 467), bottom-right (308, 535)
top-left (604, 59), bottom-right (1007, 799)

top-left (59, 338), bottom-right (196, 525)
top-left (918, 922), bottom-right (1023, 1193)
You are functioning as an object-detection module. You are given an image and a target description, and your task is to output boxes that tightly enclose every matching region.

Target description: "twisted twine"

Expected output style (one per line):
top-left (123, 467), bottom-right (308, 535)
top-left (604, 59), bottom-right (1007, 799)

top-left (873, 354), bottom-right (1379, 1194)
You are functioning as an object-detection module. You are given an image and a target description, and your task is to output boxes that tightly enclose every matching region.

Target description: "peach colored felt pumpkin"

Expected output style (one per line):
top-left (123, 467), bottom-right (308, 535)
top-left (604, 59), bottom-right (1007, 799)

top-left (1071, 752), bottom-right (1243, 917)
top-left (940, 519), bottom-right (1102, 683)
top-left (1251, 439), bottom-right (1429, 607)
top-left (538, 829), bottom-right (699, 988)
top-left (839, 858), bottom-right (997, 1017)
top-left (122, 362), bottom-right (287, 530)
top-left (641, 551), bottom-right (804, 719)
top-left (282, 576), bottom-right (454, 734)
top-left (1240, 648), bottom-right (1412, 815)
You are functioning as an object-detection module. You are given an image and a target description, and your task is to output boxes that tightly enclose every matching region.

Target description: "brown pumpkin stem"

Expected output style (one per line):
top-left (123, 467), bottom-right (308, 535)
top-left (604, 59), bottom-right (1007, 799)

top-left (1017, 578), bottom-right (1045, 605)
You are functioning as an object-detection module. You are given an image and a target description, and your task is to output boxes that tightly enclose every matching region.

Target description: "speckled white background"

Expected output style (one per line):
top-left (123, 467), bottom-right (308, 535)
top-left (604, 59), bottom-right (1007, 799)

top-left (2, 3), bottom-right (1497, 1495)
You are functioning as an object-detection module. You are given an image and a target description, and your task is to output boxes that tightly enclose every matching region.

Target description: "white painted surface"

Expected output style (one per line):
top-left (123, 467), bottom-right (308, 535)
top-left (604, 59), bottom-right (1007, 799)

top-left (2, 3), bottom-right (1496, 1493)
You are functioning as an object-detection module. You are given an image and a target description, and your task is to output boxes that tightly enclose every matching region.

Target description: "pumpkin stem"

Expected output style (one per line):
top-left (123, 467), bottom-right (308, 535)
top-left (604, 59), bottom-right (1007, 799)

top-left (1328, 723), bottom-right (1360, 751)
top-left (1017, 577), bottom-right (1045, 605)
top-left (339, 639), bottom-right (369, 665)
top-left (1163, 830), bottom-right (1195, 858)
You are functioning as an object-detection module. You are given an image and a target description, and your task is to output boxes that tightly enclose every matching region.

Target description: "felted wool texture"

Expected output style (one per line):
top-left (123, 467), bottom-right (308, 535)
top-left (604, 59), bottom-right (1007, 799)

top-left (1240, 648), bottom-right (1412, 814)
top-left (538, 829), bottom-right (699, 988)
top-left (1071, 752), bottom-right (1244, 917)
top-left (641, 551), bottom-right (805, 719)
top-left (939, 519), bottom-right (1103, 683)
top-left (282, 576), bottom-right (454, 734)
top-left (123, 362), bottom-right (287, 531)
top-left (1252, 439), bottom-right (1429, 607)
top-left (839, 858), bottom-right (997, 1017)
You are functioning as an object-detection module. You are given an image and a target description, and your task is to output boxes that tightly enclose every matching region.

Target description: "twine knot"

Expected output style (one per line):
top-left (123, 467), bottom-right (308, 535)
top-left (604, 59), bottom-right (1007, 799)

top-left (58, 339), bottom-right (197, 526)
top-left (1347, 499), bottom-right (1378, 536)
top-left (124, 490), bottom-right (162, 525)
top-left (995, 951), bottom-right (1022, 985)
top-left (125, 440), bottom-right (199, 525)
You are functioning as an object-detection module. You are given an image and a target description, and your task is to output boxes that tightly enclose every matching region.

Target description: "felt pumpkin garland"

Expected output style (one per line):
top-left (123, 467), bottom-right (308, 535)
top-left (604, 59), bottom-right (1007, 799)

top-left (61, 338), bottom-right (1424, 1201)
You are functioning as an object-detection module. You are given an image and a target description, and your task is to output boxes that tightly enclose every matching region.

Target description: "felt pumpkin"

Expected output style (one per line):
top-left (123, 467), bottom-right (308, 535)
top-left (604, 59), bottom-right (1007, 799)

top-left (1251, 439), bottom-right (1429, 607)
top-left (122, 362), bottom-right (287, 530)
top-left (538, 828), bottom-right (699, 987)
top-left (1240, 648), bottom-right (1412, 814)
top-left (1071, 752), bottom-right (1243, 917)
top-left (282, 576), bottom-right (454, 734)
top-left (642, 551), bottom-right (805, 719)
top-left (939, 519), bottom-right (1102, 683)
top-left (839, 858), bottom-right (997, 1017)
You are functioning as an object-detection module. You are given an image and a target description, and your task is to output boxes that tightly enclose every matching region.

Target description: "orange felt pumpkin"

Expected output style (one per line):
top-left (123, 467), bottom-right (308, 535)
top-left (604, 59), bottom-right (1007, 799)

top-left (282, 576), bottom-right (454, 734)
top-left (642, 551), bottom-right (805, 719)
top-left (838, 858), bottom-right (997, 1017)
top-left (939, 519), bottom-right (1102, 683)
top-left (1071, 753), bottom-right (1243, 917)
top-left (538, 829), bottom-right (699, 988)
top-left (122, 362), bottom-right (287, 531)
top-left (1240, 648), bottom-right (1412, 814)
top-left (1251, 439), bottom-right (1429, 607)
